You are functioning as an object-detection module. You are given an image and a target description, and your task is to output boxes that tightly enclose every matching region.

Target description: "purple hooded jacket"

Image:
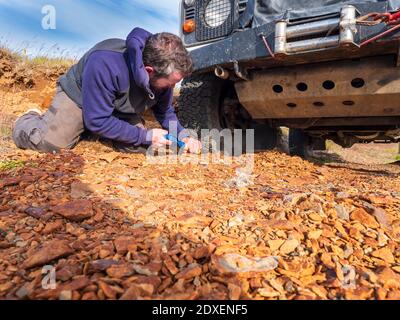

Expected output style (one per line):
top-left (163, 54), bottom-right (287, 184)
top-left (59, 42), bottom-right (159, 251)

top-left (59, 28), bottom-right (187, 146)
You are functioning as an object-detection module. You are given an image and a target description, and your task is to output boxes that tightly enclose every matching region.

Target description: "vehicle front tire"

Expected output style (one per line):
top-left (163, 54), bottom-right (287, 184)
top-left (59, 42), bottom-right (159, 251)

top-left (177, 73), bottom-right (277, 152)
top-left (289, 128), bottom-right (326, 158)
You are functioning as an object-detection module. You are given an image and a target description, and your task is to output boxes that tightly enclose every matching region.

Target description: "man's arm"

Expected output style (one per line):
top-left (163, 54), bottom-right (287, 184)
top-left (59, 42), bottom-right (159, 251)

top-left (82, 51), bottom-right (150, 146)
top-left (152, 89), bottom-right (202, 153)
top-left (152, 89), bottom-right (189, 138)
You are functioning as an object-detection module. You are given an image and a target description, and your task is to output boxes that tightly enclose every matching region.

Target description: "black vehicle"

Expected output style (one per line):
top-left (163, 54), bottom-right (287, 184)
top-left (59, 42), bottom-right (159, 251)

top-left (177, 0), bottom-right (400, 156)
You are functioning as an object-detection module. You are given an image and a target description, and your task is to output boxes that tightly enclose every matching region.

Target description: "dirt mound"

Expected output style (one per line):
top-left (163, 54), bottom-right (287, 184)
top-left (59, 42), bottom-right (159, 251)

top-left (0, 50), bottom-right (12, 73)
top-left (0, 48), bottom-right (73, 89)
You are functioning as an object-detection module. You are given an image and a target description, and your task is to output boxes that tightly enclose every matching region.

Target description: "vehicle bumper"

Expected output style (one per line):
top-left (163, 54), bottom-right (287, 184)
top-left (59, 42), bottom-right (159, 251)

top-left (190, 1), bottom-right (400, 72)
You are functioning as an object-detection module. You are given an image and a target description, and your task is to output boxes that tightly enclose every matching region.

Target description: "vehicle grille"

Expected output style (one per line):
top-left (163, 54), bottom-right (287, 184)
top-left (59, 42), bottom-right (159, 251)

top-left (195, 0), bottom-right (247, 42)
top-left (184, 6), bottom-right (195, 21)
top-left (238, 0), bottom-right (247, 14)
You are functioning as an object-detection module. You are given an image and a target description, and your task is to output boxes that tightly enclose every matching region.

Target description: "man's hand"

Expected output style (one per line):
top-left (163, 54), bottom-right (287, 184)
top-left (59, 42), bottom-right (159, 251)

top-left (182, 137), bottom-right (202, 154)
top-left (147, 129), bottom-right (172, 148)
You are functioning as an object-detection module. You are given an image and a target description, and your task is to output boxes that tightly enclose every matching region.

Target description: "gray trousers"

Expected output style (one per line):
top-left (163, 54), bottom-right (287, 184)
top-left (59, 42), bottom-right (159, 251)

top-left (12, 85), bottom-right (146, 153)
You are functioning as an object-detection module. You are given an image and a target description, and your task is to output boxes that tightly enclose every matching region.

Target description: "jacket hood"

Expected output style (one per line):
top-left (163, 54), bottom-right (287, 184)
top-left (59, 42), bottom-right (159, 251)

top-left (126, 27), bottom-right (155, 99)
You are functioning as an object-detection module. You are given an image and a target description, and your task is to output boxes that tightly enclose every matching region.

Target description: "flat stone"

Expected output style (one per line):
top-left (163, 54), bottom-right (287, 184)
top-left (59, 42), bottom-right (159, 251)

top-left (98, 281), bottom-right (117, 299)
top-left (114, 236), bottom-right (136, 255)
top-left (106, 264), bottom-right (135, 278)
top-left (350, 208), bottom-right (379, 229)
top-left (24, 207), bottom-right (46, 219)
top-left (268, 239), bottom-right (285, 252)
top-left (280, 239), bottom-right (299, 255)
top-left (132, 261), bottom-right (162, 276)
top-left (42, 220), bottom-right (63, 234)
top-left (87, 259), bottom-right (121, 274)
top-left (119, 286), bottom-right (140, 300)
top-left (59, 290), bottom-right (72, 300)
top-left (371, 247), bottom-right (395, 264)
top-left (192, 246), bottom-right (209, 260)
top-left (57, 264), bottom-right (82, 281)
top-left (52, 200), bottom-right (93, 222)
top-left (258, 287), bottom-right (280, 298)
top-left (175, 263), bottom-right (202, 280)
top-left (15, 286), bottom-right (29, 299)
top-left (22, 239), bottom-right (74, 269)
top-left (335, 204), bottom-right (349, 220)
top-left (70, 181), bottom-right (93, 199)
top-left (308, 230), bottom-right (323, 240)
top-left (212, 254), bottom-right (278, 274)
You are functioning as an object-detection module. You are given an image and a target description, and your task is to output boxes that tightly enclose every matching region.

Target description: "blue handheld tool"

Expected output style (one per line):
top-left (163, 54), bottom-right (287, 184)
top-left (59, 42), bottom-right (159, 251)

top-left (164, 134), bottom-right (186, 149)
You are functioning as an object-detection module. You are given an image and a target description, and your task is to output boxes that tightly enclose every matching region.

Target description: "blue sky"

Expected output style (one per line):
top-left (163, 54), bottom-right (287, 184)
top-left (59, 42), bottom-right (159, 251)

top-left (0, 0), bottom-right (181, 58)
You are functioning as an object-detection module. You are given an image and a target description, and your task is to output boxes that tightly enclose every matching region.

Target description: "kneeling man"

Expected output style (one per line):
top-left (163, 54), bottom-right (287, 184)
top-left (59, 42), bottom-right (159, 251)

top-left (13, 28), bottom-right (201, 154)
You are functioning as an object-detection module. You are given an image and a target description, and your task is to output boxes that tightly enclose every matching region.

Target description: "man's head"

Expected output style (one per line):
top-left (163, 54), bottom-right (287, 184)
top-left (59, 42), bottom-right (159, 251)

top-left (143, 32), bottom-right (193, 91)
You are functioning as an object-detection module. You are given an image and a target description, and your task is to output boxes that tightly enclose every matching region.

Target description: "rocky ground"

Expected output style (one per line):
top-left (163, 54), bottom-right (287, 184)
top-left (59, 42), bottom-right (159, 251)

top-left (1, 49), bottom-right (400, 300)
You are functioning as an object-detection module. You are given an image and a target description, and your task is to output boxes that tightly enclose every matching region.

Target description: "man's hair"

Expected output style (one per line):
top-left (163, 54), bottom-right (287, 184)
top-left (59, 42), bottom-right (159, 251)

top-left (143, 32), bottom-right (193, 78)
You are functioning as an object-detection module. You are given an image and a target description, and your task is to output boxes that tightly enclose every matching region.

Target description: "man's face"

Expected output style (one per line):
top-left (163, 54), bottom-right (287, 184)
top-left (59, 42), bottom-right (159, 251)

top-left (148, 70), bottom-right (183, 91)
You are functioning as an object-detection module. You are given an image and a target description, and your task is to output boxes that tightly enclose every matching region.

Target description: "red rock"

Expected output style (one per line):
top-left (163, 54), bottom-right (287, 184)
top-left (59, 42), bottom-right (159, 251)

top-left (228, 283), bottom-right (242, 300)
top-left (134, 283), bottom-right (154, 296)
top-left (162, 291), bottom-right (199, 300)
top-left (268, 219), bottom-right (296, 230)
top-left (42, 220), bottom-right (63, 234)
top-left (62, 277), bottom-right (91, 291)
top-left (106, 264), bottom-right (135, 278)
top-left (35, 277), bottom-right (91, 299)
top-left (129, 275), bottom-right (162, 292)
top-left (70, 181), bottom-right (93, 199)
top-left (163, 255), bottom-right (179, 275)
top-left (24, 207), bottom-right (46, 219)
top-left (0, 210), bottom-right (14, 217)
top-left (387, 291), bottom-right (400, 300)
top-left (375, 288), bottom-right (387, 300)
top-left (98, 281), bottom-right (117, 299)
top-left (114, 236), bottom-right (136, 255)
top-left (350, 208), bottom-right (379, 229)
top-left (119, 286), bottom-right (140, 300)
top-left (280, 239), bottom-right (299, 255)
top-left (59, 290), bottom-right (72, 300)
top-left (344, 286), bottom-right (374, 300)
top-left (132, 261), bottom-right (162, 276)
top-left (371, 247), bottom-right (395, 264)
top-left (93, 211), bottom-right (104, 223)
top-left (0, 176), bottom-right (35, 189)
top-left (372, 207), bottom-right (391, 228)
top-left (81, 292), bottom-right (98, 300)
top-left (22, 240), bottom-right (74, 269)
top-left (57, 265), bottom-right (82, 281)
top-left (376, 267), bottom-right (400, 290)
top-left (192, 246), bottom-right (209, 260)
top-left (175, 263), bottom-right (202, 280)
top-left (52, 200), bottom-right (93, 222)
top-left (87, 259), bottom-right (121, 274)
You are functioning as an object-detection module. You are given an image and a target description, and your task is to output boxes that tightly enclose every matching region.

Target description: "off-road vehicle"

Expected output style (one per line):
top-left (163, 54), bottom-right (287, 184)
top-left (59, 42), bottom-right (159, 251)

top-left (177, 0), bottom-right (400, 156)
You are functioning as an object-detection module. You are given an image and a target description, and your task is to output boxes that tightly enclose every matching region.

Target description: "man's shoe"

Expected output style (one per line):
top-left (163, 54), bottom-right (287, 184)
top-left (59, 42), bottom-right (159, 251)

top-left (16, 107), bottom-right (43, 119)
top-left (14, 108), bottom-right (43, 126)
top-left (21, 108), bottom-right (43, 116)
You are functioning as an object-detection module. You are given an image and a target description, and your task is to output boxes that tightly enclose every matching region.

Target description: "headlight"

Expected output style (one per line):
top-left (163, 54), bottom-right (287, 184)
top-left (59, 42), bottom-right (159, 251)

top-left (184, 0), bottom-right (195, 6)
top-left (204, 0), bottom-right (231, 28)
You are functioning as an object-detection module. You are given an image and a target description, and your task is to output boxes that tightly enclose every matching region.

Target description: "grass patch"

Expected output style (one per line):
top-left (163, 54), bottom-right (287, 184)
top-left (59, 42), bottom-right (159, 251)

top-left (27, 55), bottom-right (75, 70)
top-left (0, 160), bottom-right (25, 171)
top-left (0, 125), bottom-right (12, 138)
top-left (396, 155), bottom-right (400, 161)
top-left (1, 44), bottom-right (75, 67)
